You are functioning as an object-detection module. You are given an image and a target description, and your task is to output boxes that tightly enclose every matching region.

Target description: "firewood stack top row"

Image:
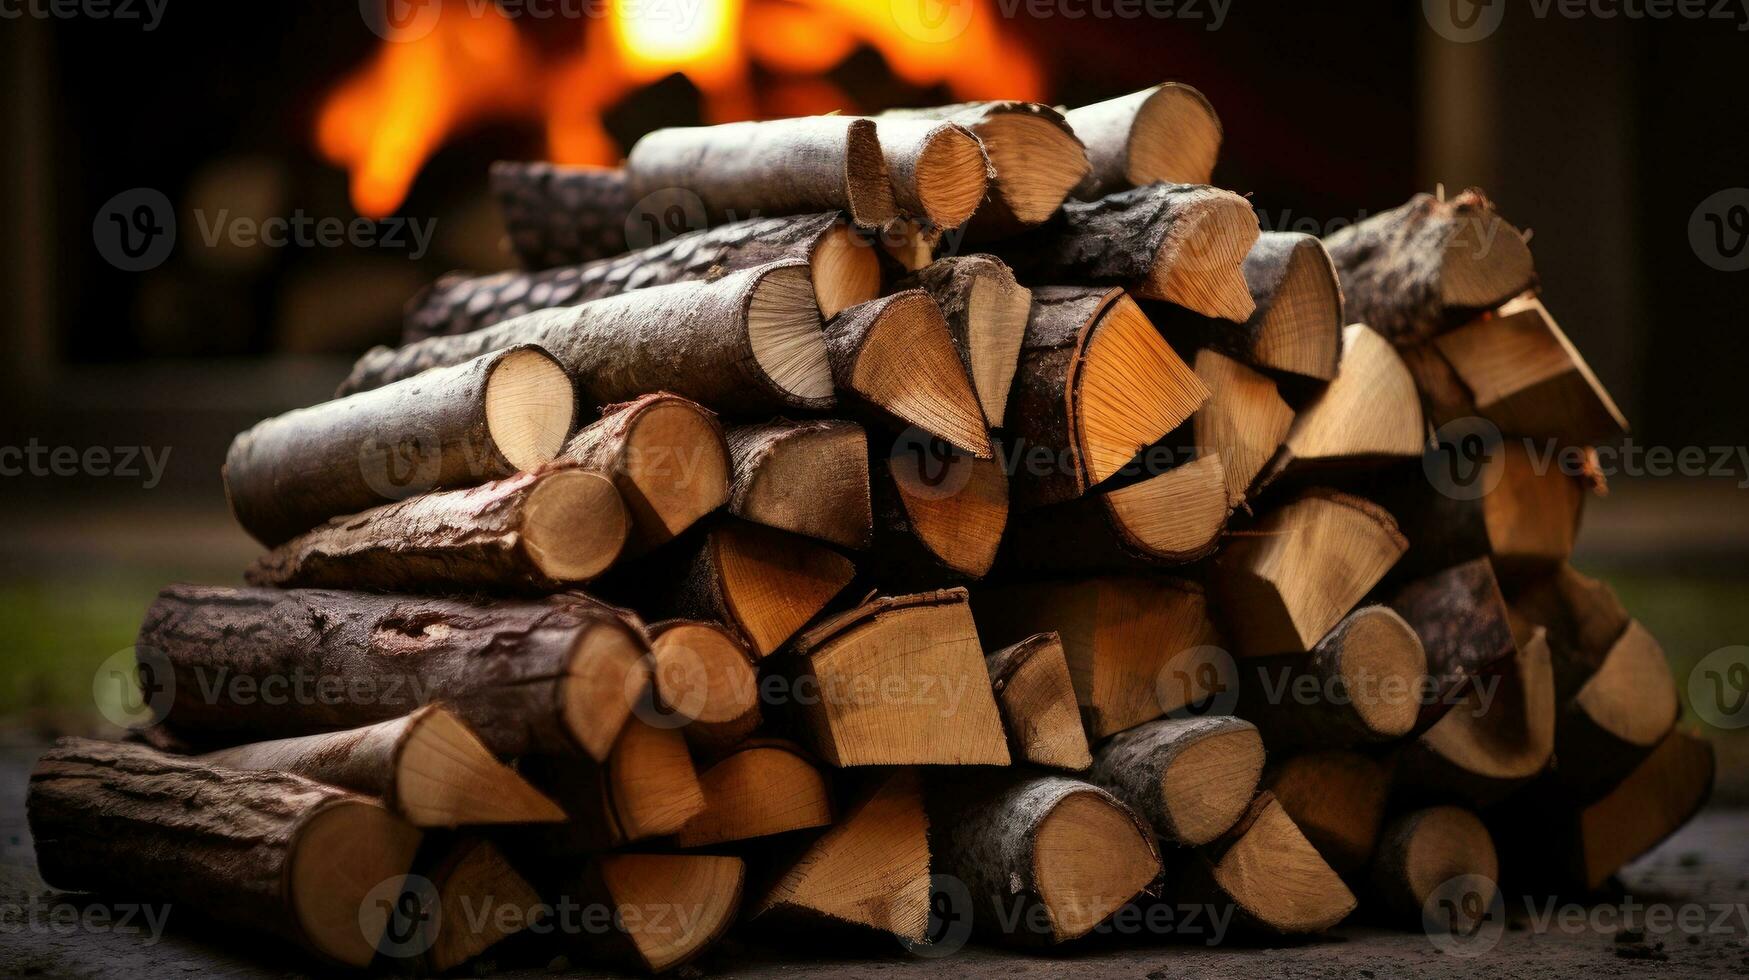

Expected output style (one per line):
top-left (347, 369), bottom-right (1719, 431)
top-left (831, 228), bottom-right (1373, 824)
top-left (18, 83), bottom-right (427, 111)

top-left (29, 82), bottom-right (1706, 973)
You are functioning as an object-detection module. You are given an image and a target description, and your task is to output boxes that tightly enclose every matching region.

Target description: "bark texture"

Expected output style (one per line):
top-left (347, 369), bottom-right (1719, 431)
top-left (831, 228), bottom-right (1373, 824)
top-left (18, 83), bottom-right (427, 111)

top-left (491, 161), bottom-right (632, 269)
top-left (725, 419), bottom-right (872, 550)
top-left (1005, 286), bottom-right (1121, 511)
top-left (1389, 559), bottom-right (1517, 732)
top-left (896, 254), bottom-right (1031, 426)
top-left (1087, 715), bottom-right (1261, 845)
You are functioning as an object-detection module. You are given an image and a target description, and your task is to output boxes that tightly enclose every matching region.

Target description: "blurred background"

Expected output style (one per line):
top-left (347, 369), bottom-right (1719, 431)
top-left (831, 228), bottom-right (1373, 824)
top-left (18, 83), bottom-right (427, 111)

top-left (1, 2), bottom-right (1746, 788)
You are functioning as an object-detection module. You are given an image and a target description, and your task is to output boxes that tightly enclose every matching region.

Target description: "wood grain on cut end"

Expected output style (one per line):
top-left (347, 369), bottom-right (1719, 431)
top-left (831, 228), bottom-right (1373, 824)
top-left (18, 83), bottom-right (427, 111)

top-left (605, 718), bottom-right (706, 840)
top-left (809, 220), bottom-right (883, 318)
top-left (561, 615), bottom-right (651, 763)
top-left (1033, 790), bottom-right (1162, 940)
top-left (1076, 294), bottom-right (1210, 487)
top-left (1263, 750), bottom-right (1392, 876)
top-left (963, 269), bottom-right (1035, 426)
top-left (888, 447), bottom-right (1009, 579)
top-left (675, 741), bottom-right (833, 848)
top-left (394, 707), bottom-right (567, 826)
top-left (520, 469), bottom-right (630, 582)
top-left (839, 291), bottom-right (990, 458)
top-left (1370, 806), bottom-right (1498, 926)
top-left (292, 800), bottom-right (426, 967)
top-left (727, 420), bottom-right (871, 550)
top-left (1147, 189), bottom-right (1260, 322)
top-left (1204, 795), bottom-right (1357, 935)
top-left (1194, 349), bottom-right (1295, 507)
top-left (714, 521), bottom-right (857, 656)
top-left (1482, 440), bottom-right (1587, 571)
top-left (1104, 452), bottom-right (1230, 562)
top-left (1126, 83), bottom-right (1223, 186)
top-left (748, 263), bottom-right (834, 405)
top-left (1276, 324), bottom-right (1426, 472)
top-left (649, 620), bottom-right (760, 752)
top-left (483, 346), bottom-right (575, 473)
top-left (590, 854), bottom-right (745, 973)
top-left (1089, 716), bottom-right (1263, 847)
top-left (980, 111), bottom-right (1090, 224)
top-left (913, 123), bottom-right (990, 229)
top-left (986, 633), bottom-right (1093, 771)
top-left (424, 840), bottom-right (544, 973)
top-left (1245, 233), bottom-right (1345, 380)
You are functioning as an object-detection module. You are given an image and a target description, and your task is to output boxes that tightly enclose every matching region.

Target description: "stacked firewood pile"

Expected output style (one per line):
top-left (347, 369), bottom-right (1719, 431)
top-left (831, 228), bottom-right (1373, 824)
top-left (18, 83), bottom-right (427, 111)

top-left (28, 83), bottom-right (1712, 972)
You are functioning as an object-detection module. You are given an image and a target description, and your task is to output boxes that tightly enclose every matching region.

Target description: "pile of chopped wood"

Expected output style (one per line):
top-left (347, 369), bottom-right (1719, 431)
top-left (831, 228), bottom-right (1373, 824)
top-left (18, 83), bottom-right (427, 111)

top-left (28, 82), bottom-right (1709, 972)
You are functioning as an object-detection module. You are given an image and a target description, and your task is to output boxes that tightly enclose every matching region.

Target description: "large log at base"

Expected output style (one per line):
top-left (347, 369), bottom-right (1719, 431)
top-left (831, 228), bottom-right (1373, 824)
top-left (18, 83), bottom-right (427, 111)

top-left (1368, 806), bottom-right (1499, 928)
top-left (1237, 605), bottom-right (1427, 751)
top-left (1191, 349), bottom-right (1295, 509)
top-left (404, 213), bottom-right (881, 342)
top-left (929, 773), bottom-right (1161, 946)
top-left (1088, 716), bottom-right (1265, 847)
top-left (140, 586), bottom-right (648, 761)
top-left (824, 291), bottom-right (991, 457)
top-left (995, 183), bottom-right (1260, 322)
top-left (1006, 287), bottom-right (1209, 511)
top-left (245, 468), bottom-right (628, 592)
top-left (753, 768), bottom-right (932, 942)
top-left (1176, 792), bottom-right (1357, 937)
top-left (559, 393), bottom-right (731, 556)
top-left (999, 453), bottom-right (1230, 573)
top-left (1388, 558), bottom-right (1518, 731)
top-left (647, 619), bottom-right (761, 755)
top-left (870, 440), bottom-right (1008, 583)
top-left (674, 739), bottom-right (834, 848)
top-left (626, 117), bottom-right (897, 229)
top-left (1065, 82), bottom-right (1223, 198)
top-left (197, 706), bottom-right (565, 827)
top-left (984, 633), bottom-right (1092, 771)
top-left (1211, 490), bottom-right (1407, 657)
top-left (227, 345), bottom-right (574, 547)
top-left (868, 117), bottom-right (991, 230)
top-left (726, 420), bottom-right (871, 550)
top-left (560, 854), bottom-right (745, 975)
top-left (419, 838), bottom-right (545, 975)
top-left (28, 738), bottom-right (423, 969)
top-left (520, 717), bottom-right (706, 853)
top-left (1322, 188), bottom-right (1537, 348)
top-left (1262, 324), bottom-right (1427, 482)
top-left (787, 589), bottom-right (1011, 766)
top-left (339, 262), bottom-right (834, 416)
top-left (896, 255), bottom-right (1033, 427)
top-left (974, 576), bottom-right (1225, 739)
top-left (491, 161), bottom-right (631, 269)
top-left (1262, 750), bottom-right (1394, 878)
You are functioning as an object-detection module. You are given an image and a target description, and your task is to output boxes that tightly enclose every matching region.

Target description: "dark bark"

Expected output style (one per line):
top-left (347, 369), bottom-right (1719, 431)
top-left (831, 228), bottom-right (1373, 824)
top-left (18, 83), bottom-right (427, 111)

top-left (491, 161), bottom-right (632, 269)
top-left (1388, 558), bottom-right (1517, 732)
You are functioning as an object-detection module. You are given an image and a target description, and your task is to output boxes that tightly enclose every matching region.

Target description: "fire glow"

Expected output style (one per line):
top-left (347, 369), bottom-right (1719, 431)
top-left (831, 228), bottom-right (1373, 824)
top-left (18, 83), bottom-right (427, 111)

top-left (319, 0), bottom-right (1046, 217)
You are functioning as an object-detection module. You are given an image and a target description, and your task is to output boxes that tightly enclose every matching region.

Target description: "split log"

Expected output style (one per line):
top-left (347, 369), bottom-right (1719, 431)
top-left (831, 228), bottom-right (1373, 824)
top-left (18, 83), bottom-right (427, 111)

top-left (648, 619), bottom-right (761, 754)
top-left (420, 839), bottom-right (544, 974)
top-left (228, 345), bottom-right (573, 547)
top-left (1369, 806), bottom-right (1498, 927)
top-left (896, 255), bottom-right (1033, 426)
top-left (674, 739), bottom-right (834, 848)
top-left (984, 633), bottom-right (1092, 771)
top-left (491, 161), bottom-right (631, 268)
top-left (650, 519), bottom-right (856, 658)
top-left (404, 213), bottom-right (881, 342)
top-left (339, 261), bottom-right (834, 415)
top-left (1477, 439), bottom-right (1588, 573)
top-left (1192, 349), bottom-right (1295, 508)
top-left (754, 768), bottom-right (932, 941)
top-left (522, 717), bottom-right (705, 852)
top-left (726, 420), bottom-right (871, 550)
top-left (245, 468), bottom-right (628, 592)
top-left (626, 116), bottom-right (897, 228)
top-left (1262, 750), bottom-right (1393, 877)
top-left (996, 183), bottom-right (1260, 322)
top-left (197, 706), bottom-right (565, 827)
top-left (1065, 82), bottom-right (1222, 197)
top-left (1237, 605), bottom-right (1428, 750)
top-left (1550, 619), bottom-right (1679, 801)
top-left (1262, 324), bottom-right (1426, 481)
top-left (1508, 563), bottom-right (1631, 701)
top-left (560, 854), bottom-right (744, 974)
top-left (1006, 287), bottom-right (1208, 511)
top-left (974, 576), bottom-right (1225, 739)
top-left (1176, 792), bottom-right (1357, 936)
top-left (824, 291), bottom-right (990, 456)
top-left (788, 589), bottom-right (1010, 766)
top-left (559, 393), bottom-right (731, 555)
top-left (871, 439), bottom-right (1008, 582)
top-left (929, 773), bottom-right (1160, 945)
top-left (1388, 558), bottom-right (1517, 730)
top-left (1000, 452), bottom-right (1230, 572)
top-left (1088, 716), bottom-right (1265, 846)
top-left (1212, 490), bottom-right (1407, 657)
top-left (1322, 188), bottom-right (1537, 347)
top-left (140, 586), bottom-right (648, 761)
top-left (28, 738), bottom-right (423, 968)
top-left (869, 117), bottom-right (991, 229)
top-left (1232, 231), bottom-right (1344, 380)
top-left (883, 101), bottom-right (1089, 232)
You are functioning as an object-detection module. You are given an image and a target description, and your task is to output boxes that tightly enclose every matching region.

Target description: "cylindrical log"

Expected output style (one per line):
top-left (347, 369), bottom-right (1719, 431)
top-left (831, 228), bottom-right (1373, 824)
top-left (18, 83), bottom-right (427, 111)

top-left (1065, 82), bottom-right (1222, 198)
top-left (1087, 715), bottom-right (1264, 846)
top-left (725, 419), bottom-right (871, 550)
top-left (559, 392), bottom-right (731, 555)
top-left (1238, 606), bottom-right (1429, 750)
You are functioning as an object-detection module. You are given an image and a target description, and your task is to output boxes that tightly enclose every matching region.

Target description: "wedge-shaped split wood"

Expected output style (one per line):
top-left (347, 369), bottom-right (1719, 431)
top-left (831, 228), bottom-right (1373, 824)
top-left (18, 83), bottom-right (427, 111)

top-left (1566, 729), bottom-right (1714, 890)
top-left (1066, 82), bottom-right (1223, 196)
top-left (246, 468), bottom-right (628, 592)
top-left (975, 576), bottom-right (1224, 739)
top-left (1388, 558), bottom-right (1518, 730)
top-left (726, 420), bottom-right (871, 549)
top-left (1192, 349), bottom-right (1295, 507)
top-left (1007, 287), bottom-right (1209, 510)
top-left (1368, 806), bottom-right (1498, 927)
top-left (1212, 490), bottom-right (1407, 657)
top-left (1002, 453), bottom-right (1229, 572)
top-left (870, 117), bottom-right (991, 230)
top-left (1262, 750), bottom-right (1393, 878)
top-left (198, 706), bottom-right (565, 827)
top-left (897, 255), bottom-right (1034, 426)
top-left (675, 739), bottom-right (834, 848)
top-left (340, 262), bottom-right (833, 415)
top-left (490, 161), bottom-right (631, 268)
top-left (789, 589), bottom-right (1010, 766)
top-left (1238, 605), bottom-right (1427, 750)
top-left (660, 520), bottom-right (856, 658)
top-left (755, 768), bottom-right (932, 941)
top-left (28, 738), bottom-right (423, 969)
top-left (1479, 439), bottom-right (1588, 572)
top-left (931, 773), bottom-right (1161, 945)
top-left (1510, 563), bottom-right (1632, 701)
top-left (1265, 324), bottom-right (1426, 480)
top-left (999, 183), bottom-right (1261, 322)
top-left (1231, 231), bottom-right (1345, 380)
top-left (1089, 716), bottom-right (1264, 847)
top-left (1177, 792), bottom-right (1357, 936)
top-left (1323, 188), bottom-right (1537, 347)
top-left (873, 438), bottom-right (1009, 581)
top-left (985, 633), bottom-right (1092, 771)
top-left (421, 839), bottom-right (545, 974)
top-left (825, 291), bottom-right (990, 457)
top-left (228, 345), bottom-right (574, 547)
top-left (524, 716), bottom-right (706, 851)
top-left (1552, 619), bottom-right (1680, 801)
top-left (562, 392), bottom-right (731, 556)
top-left (884, 101), bottom-right (1088, 232)
top-left (563, 853), bottom-right (745, 974)
top-left (648, 619), bottom-right (761, 754)
top-left (405, 213), bottom-right (881, 341)
top-left (140, 587), bottom-right (648, 761)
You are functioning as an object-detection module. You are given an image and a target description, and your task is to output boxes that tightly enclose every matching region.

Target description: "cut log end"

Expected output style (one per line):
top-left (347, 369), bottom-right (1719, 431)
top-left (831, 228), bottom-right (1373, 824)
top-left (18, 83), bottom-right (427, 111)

top-left (1276, 324), bottom-right (1426, 474)
top-left (674, 741), bottom-right (833, 848)
top-left (810, 221), bottom-right (883, 319)
top-left (424, 840), bottom-right (543, 973)
top-left (520, 468), bottom-right (630, 583)
top-left (1439, 221), bottom-right (1538, 312)
top-left (1106, 452), bottom-right (1231, 562)
top-left (1333, 606), bottom-right (1427, 741)
top-left (1126, 82), bottom-right (1223, 187)
top-left (749, 264), bottom-right (834, 406)
top-left (840, 291), bottom-right (991, 457)
top-left (914, 123), bottom-right (990, 229)
top-left (394, 707), bottom-right (567, 826)
top-left (1204, 795), bottom-right (1357, 935)
top-left (1160, 726), bottom-right (1266, 846)
top-left (293, 800), bottom-right (426, 967)
top-left (608, 718), bottom-right (707, 840)
top-left (1263, 750), bottom-right (1392, 877)
top-left (1576, 729), bottom-right (1714, 890)
top-left (609, 398), bottom-right (732, 553)
top-left (590, 854), bottom-right (745, 973)
top-left (1144, 191), bottom-right (1261, 322)
top-left (1193, 349), bottom-right (1296, 507)
top-left (888, 446), bottom-right (1009, 579)
top-left (981, 111), bottom-right (1091, 225)
top-left (562, 617), bottom-right (652, 762)
top-left (1248, 234), bottom-right (1344, 380)
top-left (1371, 806), bottom-right (1498, 926)
top-left (714, 521), bottom-right (857, 656)
top-left (963, 268), bottom-right (1034, 427)
top-left (1077, 294), bottom-right (1211, 486)
top-left (649, 620), bottom-right (760, 746)
top-left (484, 346), bottom-right (575, 473)
top-left (1033, 790), bottom-right (1162, 941)
top-left (986, 634), bottom-right (1092, 771)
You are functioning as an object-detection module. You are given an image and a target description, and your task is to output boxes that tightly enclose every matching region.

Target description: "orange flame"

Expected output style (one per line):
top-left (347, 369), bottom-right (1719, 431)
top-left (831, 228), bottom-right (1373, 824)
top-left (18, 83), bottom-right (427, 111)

top-left (321, 0), bottom-right (1045, 216)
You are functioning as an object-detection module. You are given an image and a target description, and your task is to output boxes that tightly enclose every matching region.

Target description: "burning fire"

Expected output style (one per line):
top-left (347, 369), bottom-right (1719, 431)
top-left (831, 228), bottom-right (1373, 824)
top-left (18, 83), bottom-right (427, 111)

top-left (320, 0), bottom-right (1045, 217)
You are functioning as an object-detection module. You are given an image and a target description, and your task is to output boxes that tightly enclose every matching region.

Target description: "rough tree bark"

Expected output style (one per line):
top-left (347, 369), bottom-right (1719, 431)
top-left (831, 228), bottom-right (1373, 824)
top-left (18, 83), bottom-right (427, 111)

top-left (491, 161), bottom-right (632, 269)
